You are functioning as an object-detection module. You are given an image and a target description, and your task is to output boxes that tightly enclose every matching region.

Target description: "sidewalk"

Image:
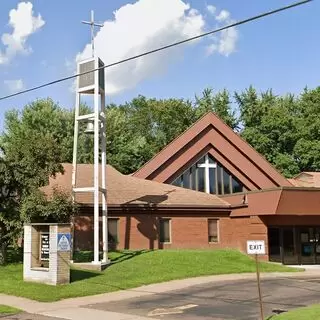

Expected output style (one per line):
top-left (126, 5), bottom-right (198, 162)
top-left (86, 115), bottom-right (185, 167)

top-left (1, 269), bottom-right (320, 320)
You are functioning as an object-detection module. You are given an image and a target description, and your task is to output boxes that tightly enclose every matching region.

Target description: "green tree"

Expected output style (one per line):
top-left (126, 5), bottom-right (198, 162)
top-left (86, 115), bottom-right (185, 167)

top-left (2, 98), bottom-right (94, 164)
top-left (236, 87), bottom-right (302, 177)
top-left (106, 96), bottom-right (196, 173)
top-left (293, 87), bottom-right (320, 172)
top-left (196, 88), bottom-right (238, 129)
top-left (20, 188), bottom-right (78, 224)
top-left (105, 104), bottom-right (153, 174)
top-left (0, 99), bottom-right (79, 264)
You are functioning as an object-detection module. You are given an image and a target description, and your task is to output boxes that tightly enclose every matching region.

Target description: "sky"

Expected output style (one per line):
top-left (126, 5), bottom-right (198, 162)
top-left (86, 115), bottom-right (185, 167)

top-left (0, 0), bottom-right (319, 129)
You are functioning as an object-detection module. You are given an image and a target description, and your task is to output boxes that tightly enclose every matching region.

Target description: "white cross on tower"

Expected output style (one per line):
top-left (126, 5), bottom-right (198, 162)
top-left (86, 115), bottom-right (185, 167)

top-left (82, 10), bottom-right (104, 57)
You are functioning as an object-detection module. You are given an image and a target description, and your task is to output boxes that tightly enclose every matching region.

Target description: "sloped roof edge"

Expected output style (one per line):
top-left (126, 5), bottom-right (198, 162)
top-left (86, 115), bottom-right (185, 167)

top-left (42, 163), bottom-right (231, 209)
top-left (133, 112), bottom-right (291, 188)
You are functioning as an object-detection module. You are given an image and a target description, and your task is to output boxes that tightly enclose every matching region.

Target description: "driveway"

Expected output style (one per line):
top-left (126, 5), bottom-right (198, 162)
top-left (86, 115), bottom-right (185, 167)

top-left (86, 275), bottom-right (320, 319)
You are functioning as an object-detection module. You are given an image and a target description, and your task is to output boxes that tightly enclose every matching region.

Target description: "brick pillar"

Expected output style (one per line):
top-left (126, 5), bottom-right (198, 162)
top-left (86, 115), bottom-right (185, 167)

top-left (50, 224), bottom-right (71, 285)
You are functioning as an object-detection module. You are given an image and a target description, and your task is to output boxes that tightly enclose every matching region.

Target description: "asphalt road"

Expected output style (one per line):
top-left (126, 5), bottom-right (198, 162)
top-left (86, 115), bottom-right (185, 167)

top-left (1, 313), bottom-right (68, 320)
top-left (87, 275), bottom-right (320, 320)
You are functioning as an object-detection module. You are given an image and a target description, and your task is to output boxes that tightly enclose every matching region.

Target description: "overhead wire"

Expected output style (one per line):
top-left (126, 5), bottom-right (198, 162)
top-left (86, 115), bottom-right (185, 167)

top-left (0, 0), bottom-right (313, 102)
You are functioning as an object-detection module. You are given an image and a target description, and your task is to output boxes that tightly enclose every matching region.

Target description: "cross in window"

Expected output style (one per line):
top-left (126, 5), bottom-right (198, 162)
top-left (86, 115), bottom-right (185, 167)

top-left (197, 154), bottom-right (216, 193)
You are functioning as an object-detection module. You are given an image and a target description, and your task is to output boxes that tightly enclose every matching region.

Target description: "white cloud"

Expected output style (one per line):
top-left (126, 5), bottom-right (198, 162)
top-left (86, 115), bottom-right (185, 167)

top-left (4, 79), bottom-right (25, 92)
top-left (76, 0), bottom-right (238, 95)
top-left (0, 2), bottom-right (45, 64)
top-left (207, 5), bottom-right (216, 15)
top-left (218, 26), bottom-right (238, 56)
top-left (216, 10), bottom-right (230, 22)
top-left (77, 0), bottom-right (205, 95)
top-left (206, 9), bottom-right (238, 57)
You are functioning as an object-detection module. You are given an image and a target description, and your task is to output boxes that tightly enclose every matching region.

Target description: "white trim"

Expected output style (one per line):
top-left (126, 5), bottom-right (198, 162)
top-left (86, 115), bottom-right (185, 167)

top-left (76, 113), bottom-right (95, 121)
top-left (77, 84), bottom-right (95, 94)
top-left (73, 187), bottom-right (95, 193)
top-left (78, 56), bottom-right (96, 64)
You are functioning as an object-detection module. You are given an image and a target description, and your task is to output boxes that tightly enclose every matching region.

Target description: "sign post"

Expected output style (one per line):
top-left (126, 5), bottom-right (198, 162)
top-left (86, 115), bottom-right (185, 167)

top-left (247, 240), bottom-right (265, 320)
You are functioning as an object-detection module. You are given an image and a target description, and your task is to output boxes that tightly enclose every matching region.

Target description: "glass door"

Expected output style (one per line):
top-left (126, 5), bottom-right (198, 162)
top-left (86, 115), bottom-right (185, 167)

top-left (268, 228), bottom-right (281, 263)
top-left (299, 227), bottom-right (315, 264)
top-left (282, 228), bottom-right (299, 264)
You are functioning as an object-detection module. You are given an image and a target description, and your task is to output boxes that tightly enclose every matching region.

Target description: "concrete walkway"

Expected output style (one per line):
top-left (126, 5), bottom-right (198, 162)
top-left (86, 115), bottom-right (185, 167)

top-left (2, 269), bottom-right (320, 320)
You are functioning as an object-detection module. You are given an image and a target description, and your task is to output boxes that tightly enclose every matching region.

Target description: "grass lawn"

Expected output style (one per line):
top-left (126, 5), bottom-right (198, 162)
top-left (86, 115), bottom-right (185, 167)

top-left (269, 304), bottom-right (320, 319)
top-left (0, 305), bottom-right (21, 315)
top-left (0, 249), bottom-right (300, 302)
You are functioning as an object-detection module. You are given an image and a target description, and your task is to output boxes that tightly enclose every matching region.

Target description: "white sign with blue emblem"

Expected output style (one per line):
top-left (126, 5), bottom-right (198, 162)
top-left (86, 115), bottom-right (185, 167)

top-left (57, 233), bottom-right (71, 252)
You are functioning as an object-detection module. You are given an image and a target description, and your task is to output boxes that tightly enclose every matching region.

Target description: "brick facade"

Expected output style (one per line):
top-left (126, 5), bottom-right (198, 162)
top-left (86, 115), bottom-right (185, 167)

top-left (73, 210), bottom-right (269, 260)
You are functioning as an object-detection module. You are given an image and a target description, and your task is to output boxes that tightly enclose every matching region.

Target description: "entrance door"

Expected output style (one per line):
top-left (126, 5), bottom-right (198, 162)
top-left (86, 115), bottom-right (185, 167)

top-left (282, 228), bottom-right (299, 264)
top-left (268, 228), bottom-right (281, 262)
top-left (299, 227), bottom-right (320, 264)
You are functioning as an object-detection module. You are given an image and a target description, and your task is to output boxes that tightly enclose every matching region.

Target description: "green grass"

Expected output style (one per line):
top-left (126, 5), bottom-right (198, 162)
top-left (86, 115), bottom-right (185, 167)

top-left (0, 249), bottom-right (300, 302)
top-left (0, 305), bottom-right (21, 315)
top-left (268, 304), bottom-right (320, 319)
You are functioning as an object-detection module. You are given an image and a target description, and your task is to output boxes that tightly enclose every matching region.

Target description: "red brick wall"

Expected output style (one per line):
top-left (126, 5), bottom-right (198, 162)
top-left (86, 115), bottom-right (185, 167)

top-left (73, 210), bottom-right (269, 260)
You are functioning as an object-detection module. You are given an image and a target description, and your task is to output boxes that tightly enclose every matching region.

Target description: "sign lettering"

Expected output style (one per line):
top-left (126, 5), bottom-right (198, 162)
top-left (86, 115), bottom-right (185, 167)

top-left (40, 233), bottom-right (50, 261)
top-left (247, 240), bottom-right (266, 255)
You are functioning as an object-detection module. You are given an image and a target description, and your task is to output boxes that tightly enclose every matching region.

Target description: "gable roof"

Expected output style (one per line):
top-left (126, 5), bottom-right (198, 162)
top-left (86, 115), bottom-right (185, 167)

top-left (133, 112), bottom-right (291, 190)
top-left (290, 172), bottom-right (320, 187)
top-left (42, 163), bottom-right (230, 210)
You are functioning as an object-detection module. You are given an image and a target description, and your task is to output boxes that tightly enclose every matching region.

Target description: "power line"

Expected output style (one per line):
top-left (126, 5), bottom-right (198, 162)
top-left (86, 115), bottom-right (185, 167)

top-left (0, 0), bottom-right (312, 102)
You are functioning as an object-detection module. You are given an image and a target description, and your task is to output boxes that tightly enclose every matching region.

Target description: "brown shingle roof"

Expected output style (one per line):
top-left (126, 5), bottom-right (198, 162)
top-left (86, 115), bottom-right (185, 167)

top-left (42, 163), bottom-right (230, 209)
top-left (291, 172), bottom-right (320, 187)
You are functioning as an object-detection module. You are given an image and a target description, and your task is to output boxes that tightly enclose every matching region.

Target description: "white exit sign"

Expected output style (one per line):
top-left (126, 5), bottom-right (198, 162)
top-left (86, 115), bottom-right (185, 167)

top-left (247, 240), bottom-right (266, 255)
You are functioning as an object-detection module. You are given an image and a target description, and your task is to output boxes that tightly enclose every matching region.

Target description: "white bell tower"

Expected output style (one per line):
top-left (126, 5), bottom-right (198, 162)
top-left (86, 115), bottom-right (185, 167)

top-left (72, 11), bottom-right (109, 266)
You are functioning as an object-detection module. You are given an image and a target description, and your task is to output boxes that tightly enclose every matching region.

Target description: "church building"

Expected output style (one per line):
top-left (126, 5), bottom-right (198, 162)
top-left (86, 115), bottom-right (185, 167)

top-left (44, 112), bottom-right (320, 265)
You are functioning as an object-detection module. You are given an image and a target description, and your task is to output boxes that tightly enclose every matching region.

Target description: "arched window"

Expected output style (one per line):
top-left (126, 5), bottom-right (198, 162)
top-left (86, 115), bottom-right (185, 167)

top-left (171, 154), bottom-right (244, 195)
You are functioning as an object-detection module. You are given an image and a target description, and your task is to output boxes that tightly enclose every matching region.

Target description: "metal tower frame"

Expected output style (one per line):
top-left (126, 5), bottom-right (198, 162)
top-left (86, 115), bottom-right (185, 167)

top-left (72, 56), bottom-right (109, 265)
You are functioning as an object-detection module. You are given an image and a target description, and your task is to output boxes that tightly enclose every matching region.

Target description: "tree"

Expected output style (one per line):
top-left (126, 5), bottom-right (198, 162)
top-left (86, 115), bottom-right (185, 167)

top-left (236, 88), bottom-right (298, 176)
top-left (235, 87), bottom-right (320, 177)
top-left (0, 99), bottom-right (79, 264)
top-left (2, 98), bottom-right (94, 165)
top-left (105, 104), bottom-right (153, 174)
top-left (20, 188), bottom-right (78, 224)
top-left (106, 96), bottom-right (196, 174)
top-left (287, 87), bottom-right (320, 172)
top-left (195, 88), bottom-right (238, 129)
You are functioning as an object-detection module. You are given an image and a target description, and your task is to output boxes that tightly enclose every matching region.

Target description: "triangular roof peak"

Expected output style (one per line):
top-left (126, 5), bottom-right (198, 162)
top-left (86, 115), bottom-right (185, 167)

top-left (133, 112), bottom-right (291, 190)
top-left (291, 171), bottom-right (320, 187)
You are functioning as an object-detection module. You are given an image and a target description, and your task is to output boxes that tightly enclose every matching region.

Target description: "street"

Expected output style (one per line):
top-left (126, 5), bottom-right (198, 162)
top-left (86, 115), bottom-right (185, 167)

top-left (86, 275), bottom-right (320, 319)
